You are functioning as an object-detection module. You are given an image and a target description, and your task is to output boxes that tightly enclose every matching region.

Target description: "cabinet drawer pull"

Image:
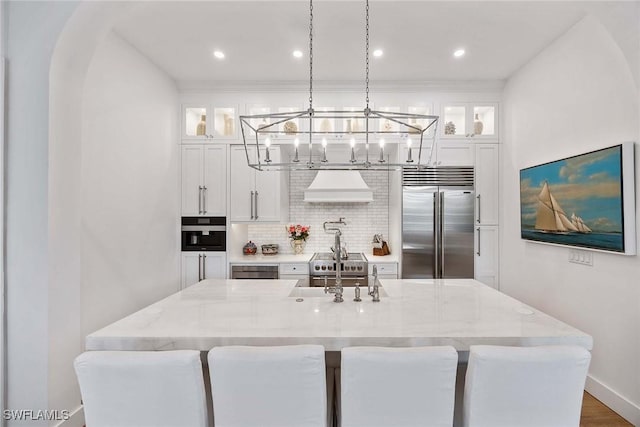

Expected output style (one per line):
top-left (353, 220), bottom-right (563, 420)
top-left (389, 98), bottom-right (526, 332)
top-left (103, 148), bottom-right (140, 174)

top-left (476, 194), bottom-right (481, 224)
top-left (254, 191), bottom-right (259, 220)
top-left (250, 191), bottom-right (255, 220)
top-left (477, 228), bottom-right (481, 256)
top-left (202, 186), bottom-right (207, 214)
top-left (202, 254), bottom-right (207, 279)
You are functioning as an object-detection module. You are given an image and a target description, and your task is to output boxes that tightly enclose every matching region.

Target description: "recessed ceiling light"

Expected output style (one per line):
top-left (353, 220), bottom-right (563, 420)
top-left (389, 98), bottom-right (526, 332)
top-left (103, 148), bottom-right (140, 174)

top-left (453, 49), bottom-right (465, 58)
top-left (213, 50), bottom-right (225, 59)
top-left (293, 50), bottom-right (303, 58)
top-left (373, 49), bottom-right (384, 57)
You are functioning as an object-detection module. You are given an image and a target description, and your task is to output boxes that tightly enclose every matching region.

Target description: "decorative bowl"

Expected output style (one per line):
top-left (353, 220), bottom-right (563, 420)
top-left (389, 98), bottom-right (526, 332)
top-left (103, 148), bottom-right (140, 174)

top-left (261, 244), bottom-right (279, 255)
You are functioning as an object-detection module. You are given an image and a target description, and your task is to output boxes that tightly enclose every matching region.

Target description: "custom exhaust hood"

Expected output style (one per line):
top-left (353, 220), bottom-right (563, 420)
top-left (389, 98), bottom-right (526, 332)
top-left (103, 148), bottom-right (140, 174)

top-left (304, 171), bottom-right (373, 203)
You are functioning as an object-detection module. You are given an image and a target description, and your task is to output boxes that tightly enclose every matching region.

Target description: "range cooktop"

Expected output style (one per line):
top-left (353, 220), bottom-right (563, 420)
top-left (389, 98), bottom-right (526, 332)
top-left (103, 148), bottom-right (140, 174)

top-left (309, 252), bottom-right (368, 276)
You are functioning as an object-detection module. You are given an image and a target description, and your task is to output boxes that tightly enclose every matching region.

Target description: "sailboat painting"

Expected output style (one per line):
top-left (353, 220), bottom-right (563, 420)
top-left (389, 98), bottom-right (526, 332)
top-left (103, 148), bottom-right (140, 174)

top-left (520, 143), bottom-right (636, 253)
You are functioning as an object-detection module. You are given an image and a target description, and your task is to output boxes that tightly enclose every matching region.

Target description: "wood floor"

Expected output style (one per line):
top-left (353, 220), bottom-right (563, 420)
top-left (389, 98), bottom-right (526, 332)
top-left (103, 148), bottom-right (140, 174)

top-left (581, 392), bottom-right (632, 426)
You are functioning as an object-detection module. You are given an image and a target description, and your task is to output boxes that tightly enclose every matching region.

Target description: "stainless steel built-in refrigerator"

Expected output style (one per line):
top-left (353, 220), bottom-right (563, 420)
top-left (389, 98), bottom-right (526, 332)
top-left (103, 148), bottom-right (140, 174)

top-left (402, 167), bottom-right (475, 279)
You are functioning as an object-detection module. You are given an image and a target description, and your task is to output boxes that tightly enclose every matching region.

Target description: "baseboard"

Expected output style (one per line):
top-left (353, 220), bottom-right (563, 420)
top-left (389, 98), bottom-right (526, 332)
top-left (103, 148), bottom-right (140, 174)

top-left (53, 405), bottom-right (84, 427)
top-left (585, 374), bottom-right (640, 426)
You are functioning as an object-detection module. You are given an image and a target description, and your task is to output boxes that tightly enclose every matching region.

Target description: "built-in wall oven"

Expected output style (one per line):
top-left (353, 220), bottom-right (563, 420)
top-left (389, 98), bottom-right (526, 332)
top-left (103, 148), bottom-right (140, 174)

top-left (181, 217), bottom-right (226, 252)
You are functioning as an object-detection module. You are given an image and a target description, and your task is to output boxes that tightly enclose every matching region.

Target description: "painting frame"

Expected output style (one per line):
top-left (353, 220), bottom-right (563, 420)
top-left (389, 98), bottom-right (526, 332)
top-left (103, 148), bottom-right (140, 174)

top-left (519, 142), bottom-right (636, 255)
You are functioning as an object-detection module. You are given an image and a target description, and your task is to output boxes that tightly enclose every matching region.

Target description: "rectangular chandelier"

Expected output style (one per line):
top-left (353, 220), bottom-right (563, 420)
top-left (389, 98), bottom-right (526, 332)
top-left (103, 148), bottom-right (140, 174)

top-left (239, 108), bottom-right (440, 171)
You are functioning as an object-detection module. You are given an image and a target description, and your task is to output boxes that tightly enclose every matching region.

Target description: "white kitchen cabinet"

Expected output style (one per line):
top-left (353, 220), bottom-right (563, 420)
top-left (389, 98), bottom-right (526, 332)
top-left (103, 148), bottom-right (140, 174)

top-left (182, 104), bottom-right (213, 140)
top-left (181, 145), bottom-right (226, 216)
top-left (279, 263), bottom-right (309, 280)
top-left (437, 142), bottom-right (475, 166)
top-left (440, 102), bottom-right (498, 141)
top-left (368, 262), bottom-right (398, 283)
top-left (475, 144), bottom-right (499, 225)
top-left (181, 252), bottom-right (226, 289)
top-left (230, 145), bottom-right (287, 222)
top-left (399, 142), bottom-right (473, 167)
top-left (399, 145), bottom-right (436, 167)
top-left (181, 103), bottom-right (238, 141)
top-left (475, 226), bottom-right (499, 289)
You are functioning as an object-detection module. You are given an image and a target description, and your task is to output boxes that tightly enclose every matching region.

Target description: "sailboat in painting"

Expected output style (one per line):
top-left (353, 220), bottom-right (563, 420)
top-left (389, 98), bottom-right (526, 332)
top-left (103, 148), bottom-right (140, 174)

top-left (571, 213), bottom-right (592, 233)
top-left (535, 181), bottom-right (584, 234)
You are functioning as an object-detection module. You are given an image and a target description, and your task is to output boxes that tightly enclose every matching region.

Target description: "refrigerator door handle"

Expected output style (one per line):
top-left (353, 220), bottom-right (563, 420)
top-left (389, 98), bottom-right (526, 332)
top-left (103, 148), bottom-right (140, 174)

top-left (439, 191), bottom-right (445, 278)
top-left (477, 227), bottom-right (481, 256)
top-left (433, 192), bottom-right (439, 278)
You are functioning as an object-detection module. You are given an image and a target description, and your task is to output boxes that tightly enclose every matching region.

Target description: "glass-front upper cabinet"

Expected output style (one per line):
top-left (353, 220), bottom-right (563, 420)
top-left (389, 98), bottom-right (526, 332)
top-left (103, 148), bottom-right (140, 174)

top-left (407, 105), bottom-right (434, 137)
top-left (440, 102), bottom-right (498, 141)
top-left (377, 106), bottom-right (401, 133)
top-left (213, 106), bottom-right (238, 139)
top-left (315, 107), bottom-right (336, 136)
top-left (182, 104), bottom-right (238, 141)
top-left (182, 104), bottom-right (211, 140)
top-left (276, 106), bottom-right (304, 139)
top-left (247, 105), bottom-right (271, 135)
top-left (342, 106), bottom-right (366, 136)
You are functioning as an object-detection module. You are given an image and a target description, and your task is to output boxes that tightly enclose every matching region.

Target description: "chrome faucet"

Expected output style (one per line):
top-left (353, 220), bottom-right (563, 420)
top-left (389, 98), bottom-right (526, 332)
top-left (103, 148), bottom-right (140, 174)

top-left (369, 265), bottom-right (380, 302)
top-left (323, 218), bottom-right (347, 303)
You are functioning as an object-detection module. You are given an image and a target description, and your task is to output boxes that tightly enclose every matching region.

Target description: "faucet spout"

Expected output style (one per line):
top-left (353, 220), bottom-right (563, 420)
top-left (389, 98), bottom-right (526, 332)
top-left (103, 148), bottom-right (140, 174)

top-left (323, 218), bottom-right (347, 303)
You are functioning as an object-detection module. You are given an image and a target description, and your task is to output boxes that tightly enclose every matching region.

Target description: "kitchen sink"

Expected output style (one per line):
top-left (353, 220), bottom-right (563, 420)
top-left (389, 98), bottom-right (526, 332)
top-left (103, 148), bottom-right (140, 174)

top-left (288, 281), bottom-right (388, 298)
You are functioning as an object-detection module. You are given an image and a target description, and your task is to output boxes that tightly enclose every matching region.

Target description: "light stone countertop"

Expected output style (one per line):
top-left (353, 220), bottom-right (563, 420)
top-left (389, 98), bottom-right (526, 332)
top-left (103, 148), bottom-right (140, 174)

top-left (364, 253), bottom-right (400, 264)
top-left (86, 279), bottom-right (592, 352)
top-left (228, 253), bottom-right (314, 264)
top-left (227, 253), bottom-right (399, 264)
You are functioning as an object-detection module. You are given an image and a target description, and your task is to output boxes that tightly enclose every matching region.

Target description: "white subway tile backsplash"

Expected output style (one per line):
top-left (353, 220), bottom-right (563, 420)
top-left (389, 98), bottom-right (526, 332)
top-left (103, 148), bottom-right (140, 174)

top-left (248, 170), bottom-right (390, 254)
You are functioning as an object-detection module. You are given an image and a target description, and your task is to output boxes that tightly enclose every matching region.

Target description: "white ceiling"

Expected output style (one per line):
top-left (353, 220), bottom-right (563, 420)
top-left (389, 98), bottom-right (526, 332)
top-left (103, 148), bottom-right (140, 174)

top-left (113, 1), bottom-right (610, 86)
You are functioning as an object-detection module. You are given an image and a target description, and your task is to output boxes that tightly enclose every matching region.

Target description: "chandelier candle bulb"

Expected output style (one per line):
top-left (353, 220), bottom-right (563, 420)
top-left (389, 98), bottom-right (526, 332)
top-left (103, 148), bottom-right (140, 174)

top-left (378, 139), bottom-right (386, 163)
top-left (406, 137), bottom-right (413, 163)
top-left (321, 138), bottom-right (328, 162)
top-left (350, 138), bottom-right (357, 163)
top-left (264, 138), bottom-right (272, 163)
top-left (293, 138), bottom-right (300, 162)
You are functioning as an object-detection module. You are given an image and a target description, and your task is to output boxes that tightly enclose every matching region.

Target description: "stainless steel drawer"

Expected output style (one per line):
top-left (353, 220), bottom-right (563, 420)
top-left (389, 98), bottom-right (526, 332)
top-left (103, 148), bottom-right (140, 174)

top-left (231, 265), bottom-right (279, 279)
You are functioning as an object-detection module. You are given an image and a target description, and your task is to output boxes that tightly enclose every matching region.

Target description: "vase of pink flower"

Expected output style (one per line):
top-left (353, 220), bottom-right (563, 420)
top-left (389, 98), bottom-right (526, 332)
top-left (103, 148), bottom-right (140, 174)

top-left (286, 224), bottom-right (310, 254)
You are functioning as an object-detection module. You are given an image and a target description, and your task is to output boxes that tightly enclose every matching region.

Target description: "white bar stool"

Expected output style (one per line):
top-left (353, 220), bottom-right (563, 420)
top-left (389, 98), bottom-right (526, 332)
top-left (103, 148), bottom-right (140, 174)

top-left (74, 350), bottom-right (207, 427)
top-left (463, 345), bottom-right (591, 427)
top-left (340, 346), bottom-right (458, 427)
top-left (208, 345), bottom-right (327, 427)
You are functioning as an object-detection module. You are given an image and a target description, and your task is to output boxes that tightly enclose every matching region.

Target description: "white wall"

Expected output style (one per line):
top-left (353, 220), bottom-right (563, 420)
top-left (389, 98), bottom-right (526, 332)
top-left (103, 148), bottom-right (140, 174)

top-left (501, 15), bottom-right (640, 425)
top-left (5, 2), bottom-right (78, 424)
top-left (80, 31), bottom-right (180, 338)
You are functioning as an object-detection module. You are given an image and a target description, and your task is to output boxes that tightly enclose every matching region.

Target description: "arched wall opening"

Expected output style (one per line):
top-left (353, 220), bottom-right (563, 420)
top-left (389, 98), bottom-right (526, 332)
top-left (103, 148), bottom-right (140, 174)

top-left (48, 2), bottom-right (180, 422)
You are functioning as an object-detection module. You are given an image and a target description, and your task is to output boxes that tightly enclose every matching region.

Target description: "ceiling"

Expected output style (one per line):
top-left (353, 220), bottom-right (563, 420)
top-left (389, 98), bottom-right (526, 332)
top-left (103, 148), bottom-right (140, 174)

top-left (113, 1), bottom-right (611, 86)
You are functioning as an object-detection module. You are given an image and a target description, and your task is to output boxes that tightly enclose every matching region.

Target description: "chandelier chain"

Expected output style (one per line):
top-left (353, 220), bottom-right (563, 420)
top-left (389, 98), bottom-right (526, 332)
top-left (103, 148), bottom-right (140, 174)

top-left (365, 0), bottom-right (370, 109)
top-left (309, 0), bottom-right (314, 110)
top-left (239, 0), bottom-right (440, 171)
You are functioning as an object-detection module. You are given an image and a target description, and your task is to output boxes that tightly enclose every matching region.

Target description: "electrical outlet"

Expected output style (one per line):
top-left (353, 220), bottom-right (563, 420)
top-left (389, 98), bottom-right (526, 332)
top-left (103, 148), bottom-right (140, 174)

top-left (568, 249), bottom-right (594, 266)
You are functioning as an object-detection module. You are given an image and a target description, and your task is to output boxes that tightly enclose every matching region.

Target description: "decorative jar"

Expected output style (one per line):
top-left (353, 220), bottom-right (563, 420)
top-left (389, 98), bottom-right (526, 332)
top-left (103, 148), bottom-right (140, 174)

top-left (291, 239), bottom-right (306, 255)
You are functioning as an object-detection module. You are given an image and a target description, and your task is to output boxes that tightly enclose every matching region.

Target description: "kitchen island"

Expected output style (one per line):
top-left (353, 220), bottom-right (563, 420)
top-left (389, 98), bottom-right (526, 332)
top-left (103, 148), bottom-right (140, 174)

top-left (86, 279), bottom-right (592, 351)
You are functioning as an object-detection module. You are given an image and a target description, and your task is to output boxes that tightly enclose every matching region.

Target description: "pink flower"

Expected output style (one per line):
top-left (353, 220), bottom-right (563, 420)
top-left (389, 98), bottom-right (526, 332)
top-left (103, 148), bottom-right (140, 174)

top-left (286, 224), bottom-right (310, 241)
